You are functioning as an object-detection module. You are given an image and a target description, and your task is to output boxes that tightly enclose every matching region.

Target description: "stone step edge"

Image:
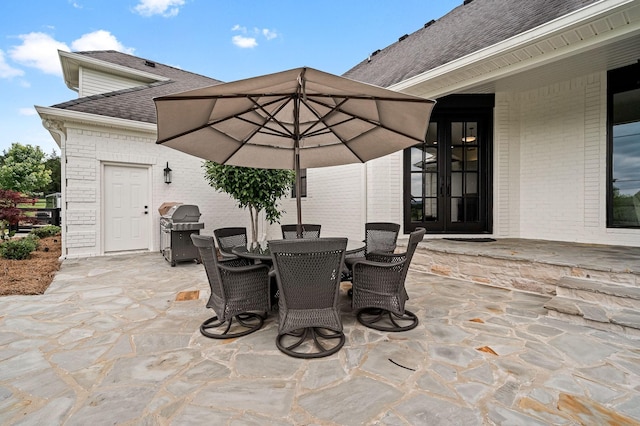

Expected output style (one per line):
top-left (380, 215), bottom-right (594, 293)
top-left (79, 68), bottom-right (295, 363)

top-left (557, 276), bottom-right (640, 301)
top-left (544, 296), bottom-right (640, 331)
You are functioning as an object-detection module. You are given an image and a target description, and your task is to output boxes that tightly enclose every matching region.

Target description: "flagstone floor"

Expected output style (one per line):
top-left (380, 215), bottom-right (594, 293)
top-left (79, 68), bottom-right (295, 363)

top-left (1, 252), bottom-right (639, 425)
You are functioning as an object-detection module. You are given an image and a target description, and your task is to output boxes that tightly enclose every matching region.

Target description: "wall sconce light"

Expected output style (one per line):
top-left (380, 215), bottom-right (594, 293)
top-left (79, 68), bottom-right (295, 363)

top-left (163, 162), bottom-right (172, 184)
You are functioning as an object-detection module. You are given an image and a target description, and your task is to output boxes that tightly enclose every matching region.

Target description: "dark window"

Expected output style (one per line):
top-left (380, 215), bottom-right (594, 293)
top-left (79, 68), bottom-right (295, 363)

top-left (291, 169), bottom-right (307, 198)
top-left (608, 62), bottom-right (640, 228)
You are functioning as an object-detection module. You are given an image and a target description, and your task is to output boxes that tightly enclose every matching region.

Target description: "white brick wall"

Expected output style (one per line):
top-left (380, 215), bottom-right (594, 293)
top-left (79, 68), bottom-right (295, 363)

top-left (499, 72), bottom-right (639, 246)
top-left (61, 124), bottom-right (251, 258)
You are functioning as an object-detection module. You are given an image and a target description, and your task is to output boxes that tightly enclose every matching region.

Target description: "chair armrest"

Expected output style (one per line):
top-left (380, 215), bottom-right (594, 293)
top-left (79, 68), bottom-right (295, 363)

top-left (365, 251), bottom-right (407, 263)
top-left (351, 258), bottom-right (405, 271)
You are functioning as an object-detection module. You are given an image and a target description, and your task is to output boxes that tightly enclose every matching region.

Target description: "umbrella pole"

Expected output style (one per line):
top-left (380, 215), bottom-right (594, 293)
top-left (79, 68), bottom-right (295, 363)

top-left (295, 146), bottom-right (303, 238)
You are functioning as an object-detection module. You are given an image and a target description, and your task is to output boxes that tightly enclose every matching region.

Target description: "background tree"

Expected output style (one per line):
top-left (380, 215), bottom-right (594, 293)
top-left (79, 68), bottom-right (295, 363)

top-left (0, 143), bottom-right (52, 195)
top-left (42, 150), bottom-right (62, 194)
top-left (203, 162), bottom-right (295, 243)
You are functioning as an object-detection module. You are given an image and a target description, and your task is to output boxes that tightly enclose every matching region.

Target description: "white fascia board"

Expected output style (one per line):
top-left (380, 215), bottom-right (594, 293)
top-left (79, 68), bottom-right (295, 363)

top-left (36, 106), bottom-right (157, 135)
top-left (59, 50), bottom-right (170, 91)
top-left (390, 0), bottom-right (638, 94)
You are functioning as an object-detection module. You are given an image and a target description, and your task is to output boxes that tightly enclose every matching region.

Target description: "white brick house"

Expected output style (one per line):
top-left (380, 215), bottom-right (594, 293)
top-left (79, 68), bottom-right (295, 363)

top-left (37, 0), bottom-right (640, 260)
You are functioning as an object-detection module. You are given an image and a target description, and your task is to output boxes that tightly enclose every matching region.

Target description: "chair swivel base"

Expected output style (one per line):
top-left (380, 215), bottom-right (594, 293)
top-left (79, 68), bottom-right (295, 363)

top-left (200, 312), bottom-right (265, 339)
top-left (276, 327), bottom-right (345, 358)
top-left (356, 308), bottom-right (418, 332)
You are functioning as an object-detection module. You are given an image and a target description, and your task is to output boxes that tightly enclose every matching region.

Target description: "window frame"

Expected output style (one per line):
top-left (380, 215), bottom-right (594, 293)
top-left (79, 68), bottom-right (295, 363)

top-left (607, 61), bottom-right (640, 229)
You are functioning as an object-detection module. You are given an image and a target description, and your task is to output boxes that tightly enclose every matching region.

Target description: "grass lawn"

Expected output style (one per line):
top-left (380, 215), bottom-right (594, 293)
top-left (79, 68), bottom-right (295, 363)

top-left (18, 198), bottom-right (46, 209)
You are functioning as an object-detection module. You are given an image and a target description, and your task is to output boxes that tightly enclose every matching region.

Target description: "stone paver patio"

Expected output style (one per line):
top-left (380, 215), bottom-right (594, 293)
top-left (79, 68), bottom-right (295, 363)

top-left (1, 252), bottom-right (639, 425)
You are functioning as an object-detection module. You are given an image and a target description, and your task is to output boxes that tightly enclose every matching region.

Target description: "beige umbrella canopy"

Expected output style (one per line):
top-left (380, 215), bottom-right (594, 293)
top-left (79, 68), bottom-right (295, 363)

top-left (155, 67), bottom-right (435, 236)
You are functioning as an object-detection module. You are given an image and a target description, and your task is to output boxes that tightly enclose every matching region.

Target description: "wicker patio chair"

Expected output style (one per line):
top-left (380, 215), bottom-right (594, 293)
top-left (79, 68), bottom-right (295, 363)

top-left (343, 222), bottom-right (401, 284)
top-left (269, 238), bottom-right (347, 358)
top-left (191, 234), bottom-right (270, 339)
top-left (213, 227), bottom-right (247, 260)
top-left (281, 224), bottom-right (322, 239)
top-left (351, 227), bottom-right (425, 332)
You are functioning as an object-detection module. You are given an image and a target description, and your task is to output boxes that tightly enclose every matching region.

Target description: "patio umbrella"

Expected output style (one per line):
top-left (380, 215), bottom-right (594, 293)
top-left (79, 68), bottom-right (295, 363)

top-left (154, 67), bottom-right (435, 237)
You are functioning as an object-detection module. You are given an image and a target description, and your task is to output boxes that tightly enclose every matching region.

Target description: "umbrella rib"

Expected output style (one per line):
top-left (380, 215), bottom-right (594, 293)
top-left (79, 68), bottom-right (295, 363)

top-left (218, 94), bottom-right (297, 164)
top-left (156, 94), bottom-right (294, 145)
top-left (306, 96), bottom-right (427, 143)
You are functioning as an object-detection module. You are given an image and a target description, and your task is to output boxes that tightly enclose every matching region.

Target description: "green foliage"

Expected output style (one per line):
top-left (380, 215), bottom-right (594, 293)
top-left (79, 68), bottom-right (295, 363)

top-left (42, 150), bottom-right (61, 194)
top-left (30, 225), bottom-right (61, 238)
top-left (0, 143), bottom-right (52, 195)
top-left (0, 189), bottom-right (36, 226)
top-left (203, 162), bottom-right (295, 241)
top-left (0, 235), bottom-right (39, 260)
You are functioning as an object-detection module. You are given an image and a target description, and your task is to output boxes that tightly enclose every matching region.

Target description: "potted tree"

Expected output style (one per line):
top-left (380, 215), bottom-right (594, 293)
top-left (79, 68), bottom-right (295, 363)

top-left (203, 162), bottom-right (295, 243)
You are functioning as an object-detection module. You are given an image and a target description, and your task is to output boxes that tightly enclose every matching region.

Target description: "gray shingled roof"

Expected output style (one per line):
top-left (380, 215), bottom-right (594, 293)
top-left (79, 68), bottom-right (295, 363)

top-left (343, 0), bottom-right (600, 87)
top-left (51, 50), bottom-right (222, 124)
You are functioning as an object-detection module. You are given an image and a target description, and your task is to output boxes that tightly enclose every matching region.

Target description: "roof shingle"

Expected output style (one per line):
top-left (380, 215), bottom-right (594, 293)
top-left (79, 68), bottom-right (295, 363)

top-left (52, 50), bottom-right (222, 124)
top-left (343, 0), bottom-right (600, 87)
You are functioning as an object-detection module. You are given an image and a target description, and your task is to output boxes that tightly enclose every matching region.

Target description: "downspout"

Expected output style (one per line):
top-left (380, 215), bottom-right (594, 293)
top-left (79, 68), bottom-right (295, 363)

top-left (42, 119), bottom-right (67, 259)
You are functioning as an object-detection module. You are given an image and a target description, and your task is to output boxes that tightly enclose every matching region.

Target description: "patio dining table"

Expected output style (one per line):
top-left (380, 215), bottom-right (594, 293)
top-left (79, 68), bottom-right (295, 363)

top-left (232, 238), bottom-right (364, 311)
top-left (232, 239), bottom-right (365, 263)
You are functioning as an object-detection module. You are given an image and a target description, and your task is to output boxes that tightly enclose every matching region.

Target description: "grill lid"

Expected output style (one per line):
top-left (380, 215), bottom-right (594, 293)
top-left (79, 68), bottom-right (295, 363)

top-left (163, 204), bottom-right (201, 222)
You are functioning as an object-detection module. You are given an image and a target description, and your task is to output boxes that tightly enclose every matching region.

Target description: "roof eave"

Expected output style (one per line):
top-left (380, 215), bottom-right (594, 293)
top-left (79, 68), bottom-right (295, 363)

top-left (390, 0), bottom-right (640, 98)
top-left (59, 50), bottom-right (171, 93)
top-left (36, 105), bottom-right (157, 137)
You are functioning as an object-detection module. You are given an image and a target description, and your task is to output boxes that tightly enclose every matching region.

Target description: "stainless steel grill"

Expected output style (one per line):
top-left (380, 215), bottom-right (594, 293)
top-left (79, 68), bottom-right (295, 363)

top-left (159, 204), bottom-right (204, 266)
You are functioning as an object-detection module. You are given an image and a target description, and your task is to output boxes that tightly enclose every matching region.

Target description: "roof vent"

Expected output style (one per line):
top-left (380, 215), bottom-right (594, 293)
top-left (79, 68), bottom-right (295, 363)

top-left (463, 0), bottom-right (473, 4)
top-left (144, 60), bottom-right (156, 68)
top-left (398, 34), bottom-right (409, 42)
top-left (424, 20), bottom-right (436, 28)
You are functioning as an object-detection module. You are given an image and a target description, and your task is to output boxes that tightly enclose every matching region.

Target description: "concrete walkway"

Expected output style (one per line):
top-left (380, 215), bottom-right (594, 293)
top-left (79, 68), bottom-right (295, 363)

top-left (1, 252), bottom-right (639, 425)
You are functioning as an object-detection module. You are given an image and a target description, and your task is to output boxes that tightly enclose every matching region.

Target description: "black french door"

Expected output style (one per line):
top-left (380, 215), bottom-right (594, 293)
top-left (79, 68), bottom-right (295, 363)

top-left (404, 95), bottom-right (493, 234)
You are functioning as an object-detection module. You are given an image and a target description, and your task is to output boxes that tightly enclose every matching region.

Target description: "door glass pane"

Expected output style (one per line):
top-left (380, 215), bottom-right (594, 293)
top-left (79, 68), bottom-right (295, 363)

top-left (411, 198), bottom-right (423, 221)
top-left (410, 147), bottom-right (423, 172)
top-left (425, 173), bottom-right (438, 197)
top-left (465, 197), bottom-right (479, 222)
top-left (451, 172), bottom-right (463, 196)
top-left (465, 173), bottom-right (478, 195)
top-left (465, 147), bottom-right (478, 171)
top-left (451, 198), bottom-right (463, 222)
top-left (411, 173), bottom-right (422, 197)
top-left (451, 147), bottom-right (464, 171)
top-left (425, 198), bottom-right (437, 220)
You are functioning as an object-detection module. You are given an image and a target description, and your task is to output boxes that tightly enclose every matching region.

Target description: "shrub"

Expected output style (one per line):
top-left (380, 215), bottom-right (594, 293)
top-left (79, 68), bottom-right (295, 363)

top-left (0, 236), bottom-right (39, 260)
top-left (30, 225), bottom-right (61, 238)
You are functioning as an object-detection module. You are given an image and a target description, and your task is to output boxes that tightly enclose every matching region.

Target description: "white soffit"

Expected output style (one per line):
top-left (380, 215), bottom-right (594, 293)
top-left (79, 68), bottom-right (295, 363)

top-left (35, 106), bottom-right (157, 135)
top-left (392, 0), bottom-right (640, 98)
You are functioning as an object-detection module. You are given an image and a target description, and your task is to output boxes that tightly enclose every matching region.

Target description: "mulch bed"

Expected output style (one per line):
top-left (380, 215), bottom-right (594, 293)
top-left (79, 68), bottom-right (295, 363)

top-left (0, 236), bottom-right (62, 296)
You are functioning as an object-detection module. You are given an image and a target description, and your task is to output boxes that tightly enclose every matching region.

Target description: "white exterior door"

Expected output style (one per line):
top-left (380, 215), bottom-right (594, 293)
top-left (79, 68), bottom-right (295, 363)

top-left (104, 164), bottom-right (150, 252)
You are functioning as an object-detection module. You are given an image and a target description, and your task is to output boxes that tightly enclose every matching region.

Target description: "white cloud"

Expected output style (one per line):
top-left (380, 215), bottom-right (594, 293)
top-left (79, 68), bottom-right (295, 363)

top-left (232, 35), bottom-right (258, 49)
top-left (8, 31), bottom-right (134, 76)
top-left (262, 28), bottom-right (278, 40)
top-left (134, 0), bottom-right (185, 17)
top-left (19, 107), bottom-right (37, 116)
top-left (231, 25), bottom-right (278, 48)
top-left (71, 30), bottom-right (135, 54)
top-left (0, 49), bottom-right (24, 79)
top-left (9, 33), bottom-right (69, 76)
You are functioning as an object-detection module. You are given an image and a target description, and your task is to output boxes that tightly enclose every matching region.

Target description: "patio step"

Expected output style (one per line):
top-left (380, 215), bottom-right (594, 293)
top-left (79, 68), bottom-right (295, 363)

top-left (544, 277), bottom-right (640, 337)
top-left (555, 276), bottom-right (640, 310)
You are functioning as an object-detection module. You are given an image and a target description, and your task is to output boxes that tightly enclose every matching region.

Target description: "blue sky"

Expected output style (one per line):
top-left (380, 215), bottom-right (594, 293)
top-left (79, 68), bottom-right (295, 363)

top-left (1, 0), bottom-right (462, 155)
